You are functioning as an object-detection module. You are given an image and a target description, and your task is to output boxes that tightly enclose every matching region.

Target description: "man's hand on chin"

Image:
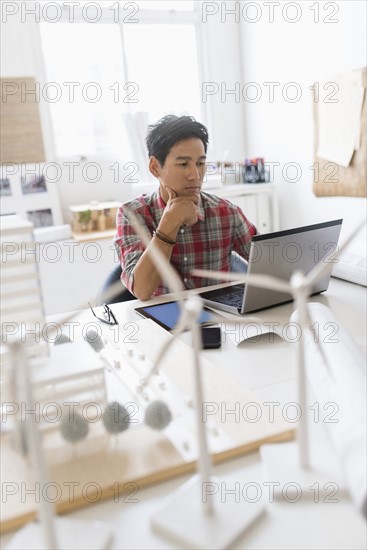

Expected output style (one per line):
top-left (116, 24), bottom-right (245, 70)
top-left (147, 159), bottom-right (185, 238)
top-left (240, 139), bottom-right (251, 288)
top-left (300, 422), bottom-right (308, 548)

top-left (163, 186), bottom-right (199, 227)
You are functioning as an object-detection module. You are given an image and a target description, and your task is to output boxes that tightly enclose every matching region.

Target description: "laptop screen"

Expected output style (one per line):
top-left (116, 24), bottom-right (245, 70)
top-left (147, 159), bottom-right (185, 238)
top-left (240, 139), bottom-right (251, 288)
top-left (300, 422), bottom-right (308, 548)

top-left (243, 218), bottom-right (343, 313)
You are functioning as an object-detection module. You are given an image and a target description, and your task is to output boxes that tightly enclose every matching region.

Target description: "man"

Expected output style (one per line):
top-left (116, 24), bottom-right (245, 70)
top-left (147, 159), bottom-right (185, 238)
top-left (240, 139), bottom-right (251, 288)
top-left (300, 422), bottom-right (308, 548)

top-left (114, 115), bottom-right (257, 301)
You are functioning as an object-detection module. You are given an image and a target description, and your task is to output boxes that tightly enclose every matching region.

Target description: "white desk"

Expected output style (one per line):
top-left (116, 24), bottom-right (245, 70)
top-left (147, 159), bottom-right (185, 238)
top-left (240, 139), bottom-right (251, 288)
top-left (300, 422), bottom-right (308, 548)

top-left (110, 276), bottom-right (366, 402)
top-left (3, 278), bottom-right (366, 549)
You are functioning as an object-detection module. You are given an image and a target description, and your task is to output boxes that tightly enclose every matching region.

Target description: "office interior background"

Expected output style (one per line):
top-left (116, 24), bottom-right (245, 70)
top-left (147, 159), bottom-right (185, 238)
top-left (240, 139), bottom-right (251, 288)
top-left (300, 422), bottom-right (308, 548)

top-left (1, 0), bottom-right (366, 315)
top-left (1, 3), bottom-right (367, 549)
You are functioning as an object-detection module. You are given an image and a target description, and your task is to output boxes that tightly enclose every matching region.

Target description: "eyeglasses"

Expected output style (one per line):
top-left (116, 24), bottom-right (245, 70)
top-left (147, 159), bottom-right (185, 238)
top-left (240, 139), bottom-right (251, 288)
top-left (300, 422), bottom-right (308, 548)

top-left (88, 303), bottom-right (118, 326)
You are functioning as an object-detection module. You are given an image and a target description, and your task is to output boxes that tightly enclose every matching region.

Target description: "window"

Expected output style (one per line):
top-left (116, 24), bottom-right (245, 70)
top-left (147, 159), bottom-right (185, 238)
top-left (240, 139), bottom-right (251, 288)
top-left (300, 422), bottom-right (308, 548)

top-left (123, 24), bottom-right (201, 121)
top-left (39, 1), bottom-right (203, 161)
top-left (39, 23), bottom-right (126, 158)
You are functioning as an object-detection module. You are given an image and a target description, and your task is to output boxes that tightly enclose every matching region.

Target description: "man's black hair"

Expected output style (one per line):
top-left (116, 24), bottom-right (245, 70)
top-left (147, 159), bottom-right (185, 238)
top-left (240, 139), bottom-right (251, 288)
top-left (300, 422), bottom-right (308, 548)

top-left (146, 115), bottom-right (209, 166)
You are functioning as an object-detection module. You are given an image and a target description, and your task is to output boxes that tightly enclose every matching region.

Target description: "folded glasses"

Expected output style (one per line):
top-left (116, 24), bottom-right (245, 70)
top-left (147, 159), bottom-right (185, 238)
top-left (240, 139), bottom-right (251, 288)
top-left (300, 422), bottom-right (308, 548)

top-left (88, 303), bottom-right (118, 326)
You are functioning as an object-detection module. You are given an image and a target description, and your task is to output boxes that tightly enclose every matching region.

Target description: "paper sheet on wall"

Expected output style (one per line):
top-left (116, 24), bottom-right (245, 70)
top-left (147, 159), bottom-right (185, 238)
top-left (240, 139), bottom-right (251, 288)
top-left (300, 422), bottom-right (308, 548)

top-left (317, 71), bottom-right (365, 167)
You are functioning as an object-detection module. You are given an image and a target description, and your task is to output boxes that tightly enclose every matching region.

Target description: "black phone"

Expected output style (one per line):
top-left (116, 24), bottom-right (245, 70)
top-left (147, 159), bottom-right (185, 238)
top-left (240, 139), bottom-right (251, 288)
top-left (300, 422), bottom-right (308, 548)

top-left (201, 326), bottom-right (222, 349)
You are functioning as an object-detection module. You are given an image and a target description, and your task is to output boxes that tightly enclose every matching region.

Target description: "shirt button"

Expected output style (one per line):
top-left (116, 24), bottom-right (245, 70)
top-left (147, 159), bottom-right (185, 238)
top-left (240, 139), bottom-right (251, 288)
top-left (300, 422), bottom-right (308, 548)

top-left (184, 256), bottom-right (188, 262)
top-left (184, 278), bottom-right (188, 283)
top-left (181, 228), bottom-right (184, 234)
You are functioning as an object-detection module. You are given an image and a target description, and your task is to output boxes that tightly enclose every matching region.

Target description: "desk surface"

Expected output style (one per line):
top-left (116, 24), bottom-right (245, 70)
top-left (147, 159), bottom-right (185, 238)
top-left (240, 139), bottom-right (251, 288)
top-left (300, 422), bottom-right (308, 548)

top-left (112, 277), bottom-right (367, 401)
top-left (3, 278), bottom-right (366, 549)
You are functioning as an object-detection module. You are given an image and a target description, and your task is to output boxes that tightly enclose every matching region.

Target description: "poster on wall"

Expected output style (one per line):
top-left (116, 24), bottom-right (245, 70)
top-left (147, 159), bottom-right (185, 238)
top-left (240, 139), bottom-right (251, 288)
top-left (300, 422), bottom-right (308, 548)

top-left (0, 77), bottom-right (63, 228)
top-left (0, 178), bottom-right (12, 197)
top-left (0, 163), bottom-right (63, 228)
top-left (313, 67), bottom-right (366, 198)
top-left (27, 208), bottom-right (54, 228)
top-left (0, 77), bottom-right (46, 165)
top-left (21, 174), bottom-right (48, 195)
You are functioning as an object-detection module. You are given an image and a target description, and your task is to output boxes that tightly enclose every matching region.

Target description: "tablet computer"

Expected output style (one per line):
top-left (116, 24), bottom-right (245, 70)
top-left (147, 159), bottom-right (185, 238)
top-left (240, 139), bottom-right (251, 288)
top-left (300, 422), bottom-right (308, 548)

top-left (135, 301), bottom-right (214, 332)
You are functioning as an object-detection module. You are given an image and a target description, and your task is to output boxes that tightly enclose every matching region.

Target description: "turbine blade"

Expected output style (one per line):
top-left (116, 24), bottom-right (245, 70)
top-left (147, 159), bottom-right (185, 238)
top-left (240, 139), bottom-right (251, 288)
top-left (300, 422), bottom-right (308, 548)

top-left (303, 303), bottom-right (332, 374)
top-left (201, 306), bottom-right (267, 325)
top-left (192, 268), bottom-right (292, 294)
top-left (56, 278), bottom-right (129, 329)
top-left (139, 321), bottom-right (189, 392)
top-left (97, 278), bottom-right (132, 305)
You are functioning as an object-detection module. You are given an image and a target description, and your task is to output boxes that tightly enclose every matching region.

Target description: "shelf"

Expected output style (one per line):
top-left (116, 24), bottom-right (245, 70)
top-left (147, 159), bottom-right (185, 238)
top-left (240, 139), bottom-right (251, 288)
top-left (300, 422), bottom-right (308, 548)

top-left (212, 183), bottom-right (275, 196)
top-left (69, 201), bottom-right (121, 213)
top-left (72, 229), bottom-right (116, 242)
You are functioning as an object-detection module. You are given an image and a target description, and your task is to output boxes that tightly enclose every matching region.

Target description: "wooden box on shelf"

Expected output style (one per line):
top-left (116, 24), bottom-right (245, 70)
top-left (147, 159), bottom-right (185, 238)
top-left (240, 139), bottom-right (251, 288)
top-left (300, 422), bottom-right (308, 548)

top-left (70, 201), bottom-right (121, 242)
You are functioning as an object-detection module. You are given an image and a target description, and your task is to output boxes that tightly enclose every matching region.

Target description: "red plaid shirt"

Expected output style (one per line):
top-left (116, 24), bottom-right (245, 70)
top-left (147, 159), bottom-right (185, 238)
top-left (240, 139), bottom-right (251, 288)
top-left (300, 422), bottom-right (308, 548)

top-left (114, 190), bottom-right (257, 296)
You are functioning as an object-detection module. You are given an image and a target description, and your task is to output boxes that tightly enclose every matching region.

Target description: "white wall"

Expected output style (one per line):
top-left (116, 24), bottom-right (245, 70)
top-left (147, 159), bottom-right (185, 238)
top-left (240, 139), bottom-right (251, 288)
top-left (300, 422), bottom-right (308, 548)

top-left (239, 0), bottom-right (366, 237)
top-left (0, 9), bottom-right (246, 223)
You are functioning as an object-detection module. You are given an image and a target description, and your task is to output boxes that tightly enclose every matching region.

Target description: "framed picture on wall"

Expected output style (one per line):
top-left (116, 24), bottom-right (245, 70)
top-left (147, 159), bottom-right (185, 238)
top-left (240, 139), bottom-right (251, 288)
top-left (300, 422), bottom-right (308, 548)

top-left (0, 178), bottom-right (12, 196)
top-left (27, 208), bottom-right (54, 228)
top-left (0, 163), bottom-right (63, 228)
top-left (21, 174), bottom-right (48, 195)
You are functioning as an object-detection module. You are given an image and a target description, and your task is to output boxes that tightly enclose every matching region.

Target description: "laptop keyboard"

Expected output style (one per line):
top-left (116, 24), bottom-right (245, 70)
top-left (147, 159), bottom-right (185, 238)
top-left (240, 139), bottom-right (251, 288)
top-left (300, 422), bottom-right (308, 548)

top-left (200, 285), bottom-right (245, 309)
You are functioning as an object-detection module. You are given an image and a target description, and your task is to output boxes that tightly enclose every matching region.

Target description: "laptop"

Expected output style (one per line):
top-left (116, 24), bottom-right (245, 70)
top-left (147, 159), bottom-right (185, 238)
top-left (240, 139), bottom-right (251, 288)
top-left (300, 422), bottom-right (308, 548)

top-left (199, 219), bottom-right (343, 315)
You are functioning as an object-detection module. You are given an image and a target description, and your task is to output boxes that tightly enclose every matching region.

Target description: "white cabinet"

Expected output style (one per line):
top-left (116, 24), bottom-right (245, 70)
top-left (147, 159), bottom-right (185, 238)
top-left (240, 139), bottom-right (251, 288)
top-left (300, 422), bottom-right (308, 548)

top-left (37, 238), bottom-right (117, 316)
top-left (222, 194), bottom-right (257, 225)
top-left (204, 183), bottom-right (278, 233)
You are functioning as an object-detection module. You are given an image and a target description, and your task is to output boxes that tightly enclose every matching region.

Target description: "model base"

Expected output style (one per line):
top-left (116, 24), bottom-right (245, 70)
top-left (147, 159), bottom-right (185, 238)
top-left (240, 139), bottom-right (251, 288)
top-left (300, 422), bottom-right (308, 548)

top-left (260, 441), bottom-right (346, 500)
top-left (151, 474), bottom-right (265, 549)
top-left (5, 516), bottom-right (113, 550)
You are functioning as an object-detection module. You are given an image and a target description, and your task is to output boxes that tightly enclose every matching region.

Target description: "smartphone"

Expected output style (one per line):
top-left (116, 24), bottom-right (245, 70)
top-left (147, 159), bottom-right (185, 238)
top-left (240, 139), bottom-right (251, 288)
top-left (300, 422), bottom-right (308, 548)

top-left (201, 326), bottom-right (222, 349)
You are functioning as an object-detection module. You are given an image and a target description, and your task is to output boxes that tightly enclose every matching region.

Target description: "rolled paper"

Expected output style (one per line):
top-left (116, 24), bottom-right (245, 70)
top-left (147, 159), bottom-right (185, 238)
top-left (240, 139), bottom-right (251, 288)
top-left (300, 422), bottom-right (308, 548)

top-left (291, 302), bottom-right (366, 516)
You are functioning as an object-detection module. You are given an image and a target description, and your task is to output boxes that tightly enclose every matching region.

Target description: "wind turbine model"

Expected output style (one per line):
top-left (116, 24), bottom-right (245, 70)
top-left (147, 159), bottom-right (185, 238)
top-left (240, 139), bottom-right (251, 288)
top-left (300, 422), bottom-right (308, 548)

top-left (4, 213), bottom-right (261, 550)
top-left (193, 219), bottom-right (366, 499)
top-left (123, 210), bottom-right (265, 550)
top-left (5, 213), bottom-right (363, 549)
